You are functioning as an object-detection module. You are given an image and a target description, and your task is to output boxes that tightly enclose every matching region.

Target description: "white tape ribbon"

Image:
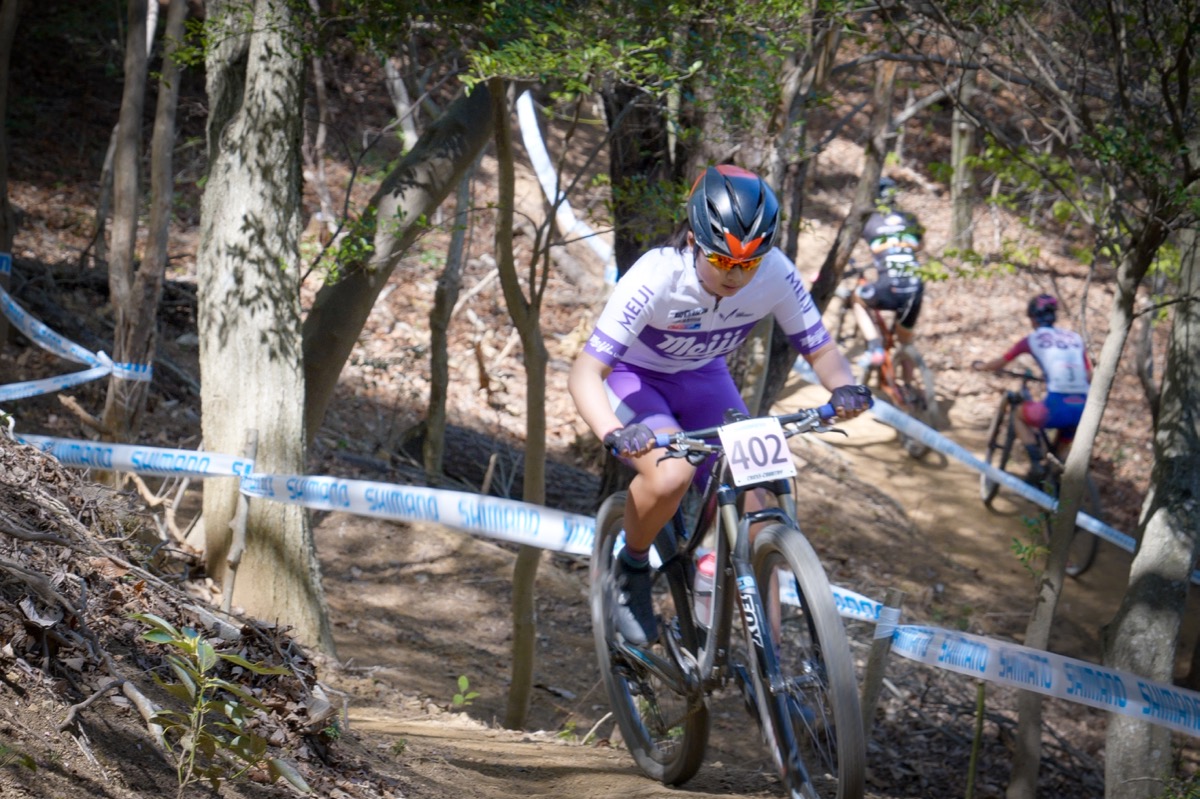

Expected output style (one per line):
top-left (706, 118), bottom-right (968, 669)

top-left (516, 91), bottom-right (617, 284)
top-left (892, 624), bottom-right (1200, 738)
top-left (238, 473), bottom-right (596, 557)
top-left (0, 285), bottom-right (153, 399)
top-left (19, 434), bottom-right (253, 478)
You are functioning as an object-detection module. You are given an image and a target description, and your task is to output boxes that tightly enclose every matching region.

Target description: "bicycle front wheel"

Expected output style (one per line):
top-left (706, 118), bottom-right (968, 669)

top-left (590, 491), bottom-right (709, 785)
top-left (980, 395), bottom-right (1015, 507)
top-left (753, 523), bottom-right (865, 799)
top-left (891, 345), bottom-right (940, 459)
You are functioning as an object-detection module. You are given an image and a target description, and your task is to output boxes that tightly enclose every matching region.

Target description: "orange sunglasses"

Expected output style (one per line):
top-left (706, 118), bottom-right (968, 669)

top-left (699, 247), bottom-right (764, 272)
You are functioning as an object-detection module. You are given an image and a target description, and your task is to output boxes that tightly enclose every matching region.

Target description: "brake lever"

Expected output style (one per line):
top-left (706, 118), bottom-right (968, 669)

top-left (655, 448), bottom-right (711, 467)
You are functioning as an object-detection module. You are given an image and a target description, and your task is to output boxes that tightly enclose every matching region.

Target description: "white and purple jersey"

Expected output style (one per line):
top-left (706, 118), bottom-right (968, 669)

top-left (583, 246), bottom-right (831, 374)
top-left (1004, 326), bottom-right (1091, 394)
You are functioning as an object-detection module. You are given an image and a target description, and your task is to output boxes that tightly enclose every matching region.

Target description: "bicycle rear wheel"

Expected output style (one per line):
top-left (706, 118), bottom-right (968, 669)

top-left (752, 523), bottom-right (865, 799)
top-left (590, 491), bottom-right (709, 785)
top-left (1043, 475), bottom-right (1101, 578)
top-left (980, 396), bottom-right (1015, 507)
top-left (890, 345), bottom-right (940, 458)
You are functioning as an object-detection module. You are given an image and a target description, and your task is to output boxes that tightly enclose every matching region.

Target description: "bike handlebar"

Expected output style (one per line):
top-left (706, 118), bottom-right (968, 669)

top-left (652, 403), bottom-right (840, 451)
top-left (971, 362), bottom-right (1044, 382)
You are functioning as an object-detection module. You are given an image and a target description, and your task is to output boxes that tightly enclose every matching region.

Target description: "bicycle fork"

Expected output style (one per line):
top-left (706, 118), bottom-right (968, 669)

top-left (720, 497), bottom-right (813, 791)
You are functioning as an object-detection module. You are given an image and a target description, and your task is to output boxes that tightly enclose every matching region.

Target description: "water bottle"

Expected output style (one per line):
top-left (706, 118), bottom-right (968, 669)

top-left (693, 550), bottom-right (717, 629)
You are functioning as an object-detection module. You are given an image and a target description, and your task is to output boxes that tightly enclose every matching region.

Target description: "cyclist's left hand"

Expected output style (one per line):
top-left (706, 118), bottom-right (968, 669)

top-left (830, 384), bottom-right (873, 418)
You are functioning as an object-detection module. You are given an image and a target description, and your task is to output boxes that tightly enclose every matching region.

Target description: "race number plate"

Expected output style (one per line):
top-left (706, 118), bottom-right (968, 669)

top-left (717, 417), bottom-right (797, 487)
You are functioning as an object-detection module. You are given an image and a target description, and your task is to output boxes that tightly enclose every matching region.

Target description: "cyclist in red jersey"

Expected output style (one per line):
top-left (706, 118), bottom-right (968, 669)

top-left (569, 165), bottom-right (871, 645)
top-left (973, 294), bottom-right (1092, 484)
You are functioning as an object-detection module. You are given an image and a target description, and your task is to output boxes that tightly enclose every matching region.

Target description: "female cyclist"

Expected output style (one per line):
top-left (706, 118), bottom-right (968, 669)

top-left (568, 165), bottom-right (872, 646)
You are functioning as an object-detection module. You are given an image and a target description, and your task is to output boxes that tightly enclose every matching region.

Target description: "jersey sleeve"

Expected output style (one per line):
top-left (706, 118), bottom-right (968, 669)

top-left (768, 258), bottom-right (832, 356)
top-left (581, 254), bottom-right (660, 367)
top-left (1002, 336), bottom-right (1031, 362)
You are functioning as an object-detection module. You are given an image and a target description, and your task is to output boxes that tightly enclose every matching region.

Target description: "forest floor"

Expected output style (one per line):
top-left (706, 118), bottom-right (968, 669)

top-left (2, 8), bottom-right (1200, 799)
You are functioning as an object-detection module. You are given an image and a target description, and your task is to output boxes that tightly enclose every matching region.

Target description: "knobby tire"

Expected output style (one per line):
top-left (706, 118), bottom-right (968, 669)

top-left (590, 491), bottom-right (709, 786)
top-left (980, 396), bottom-right (1015, 507)
top-left (890, 346), bottom-right (940, 459)
top-left (752, 523), bottom-right (865, 799)
top-left (1045, 475), bottom-right (1101, 578)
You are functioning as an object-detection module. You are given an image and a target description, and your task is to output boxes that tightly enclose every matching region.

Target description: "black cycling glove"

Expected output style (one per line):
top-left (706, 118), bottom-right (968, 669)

top-left (829, 384), bottom-right (873, 416)
top-left (603, 423), bottom-right (656, 456)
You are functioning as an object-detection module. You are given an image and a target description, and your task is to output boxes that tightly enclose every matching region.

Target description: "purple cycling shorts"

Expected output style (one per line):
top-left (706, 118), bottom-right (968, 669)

top-left (605, 360), bottom-right (749, 486)
top-left (605, 359), bottom-right (748, 433)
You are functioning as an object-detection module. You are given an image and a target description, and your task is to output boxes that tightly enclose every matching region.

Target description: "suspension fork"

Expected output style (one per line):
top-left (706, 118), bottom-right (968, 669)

top-left (718, 487), bottom-right (806, 780)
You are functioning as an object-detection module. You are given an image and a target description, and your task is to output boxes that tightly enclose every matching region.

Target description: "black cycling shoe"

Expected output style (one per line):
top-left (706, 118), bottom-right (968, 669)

top-left (612, 556), bottom-right (658, 646)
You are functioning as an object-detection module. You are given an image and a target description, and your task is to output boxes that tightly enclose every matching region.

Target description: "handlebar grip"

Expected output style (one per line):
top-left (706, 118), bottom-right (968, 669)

top-left (818, 403), bottom-right (837, 419)
top-left (654, 433), bottom-right (673, 448)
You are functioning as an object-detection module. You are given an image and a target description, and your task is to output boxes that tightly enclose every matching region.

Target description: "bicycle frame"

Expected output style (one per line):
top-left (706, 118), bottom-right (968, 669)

top-left (623, 426), bottom-right (806, 695)
top-left (995, 369), bottom-right (1063, 466)
top-left (653, 409), bottom-right (844, 782)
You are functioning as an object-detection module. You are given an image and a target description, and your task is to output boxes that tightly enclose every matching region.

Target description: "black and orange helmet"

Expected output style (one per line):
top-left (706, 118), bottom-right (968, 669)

top-left (1027, 293), bottom-right (1058, 326)
top-left (687, 165), bottom-right (779, 262)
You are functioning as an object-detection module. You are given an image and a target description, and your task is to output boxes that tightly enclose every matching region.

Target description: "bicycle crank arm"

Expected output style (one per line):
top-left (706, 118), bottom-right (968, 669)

top-left (611, 639), bottom-right (698, 698)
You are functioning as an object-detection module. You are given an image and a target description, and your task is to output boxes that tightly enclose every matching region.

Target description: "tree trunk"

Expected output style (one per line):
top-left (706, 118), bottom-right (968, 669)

top-left (1006, 220), bottom-right (1165, 799)
top-left (424, 157), bottom-right (477, 480)
top-left (301, 85), bottom-right (493, 444)
top-left (489, 78), bottom-right (551, 730)
top-left (809, 58), bottom-right (897, 311)
top-left (949, 69), bottom-right (976, 253)
top-left (0, 0), bottom-right (21, 347)
top-left (197, 0), bottom-right (333, 654)
top-left (1101, 224), bottom-right (1200, 799)
top-left (100, 0), bottom-right (148, 440)
top-left (102, 0), bottom-right (188, 443)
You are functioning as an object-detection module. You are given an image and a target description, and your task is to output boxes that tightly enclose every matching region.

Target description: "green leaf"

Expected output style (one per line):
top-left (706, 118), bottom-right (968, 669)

top-left (218, 652), bottom-right (291, 675)
top-left (267, 758), bottom-right (312, 793)
top-left (196, 639), bottom-right (218, 673)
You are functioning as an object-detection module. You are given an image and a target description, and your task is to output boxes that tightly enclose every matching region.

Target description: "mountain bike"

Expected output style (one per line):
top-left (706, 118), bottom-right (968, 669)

top-left (591, 404), bottom-right (866, 799)
top-left (828, 265), bottom-right (940, 458)
top-left (977, 368), bottom-right (1100, 577)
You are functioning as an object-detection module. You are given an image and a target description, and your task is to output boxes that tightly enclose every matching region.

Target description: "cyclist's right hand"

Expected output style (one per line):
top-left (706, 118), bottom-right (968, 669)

top-left (603, 423), bottom-right (656, 457)
top-left (830, 384), bottom-right (873, 418)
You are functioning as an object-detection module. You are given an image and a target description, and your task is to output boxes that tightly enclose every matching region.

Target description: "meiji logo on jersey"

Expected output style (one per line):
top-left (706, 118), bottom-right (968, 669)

top-left (587, 333), bottom-right (616, 357)
top-left (657, 329), bottom-right (747, 359)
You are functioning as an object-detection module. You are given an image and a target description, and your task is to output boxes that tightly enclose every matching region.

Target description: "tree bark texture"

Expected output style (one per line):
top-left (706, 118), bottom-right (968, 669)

top-left (197, 0), bottom-right (334, 654)
top-left (301, 85), bottom-right (493, 444)
top-left (949, 69), bottom-right (976, 253)
top-left (424, 159), bottom-right (477, 480)
top-left (1101, 225), bottom-right (1200, 799)
top-left (103, 0), bottom-right (188, 443)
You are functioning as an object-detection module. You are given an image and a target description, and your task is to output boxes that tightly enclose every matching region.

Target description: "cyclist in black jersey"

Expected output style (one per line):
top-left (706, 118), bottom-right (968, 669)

top-left (851, 177), bottom-right (926, 367)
